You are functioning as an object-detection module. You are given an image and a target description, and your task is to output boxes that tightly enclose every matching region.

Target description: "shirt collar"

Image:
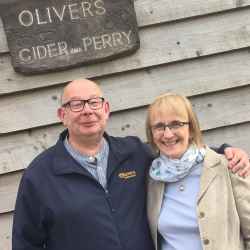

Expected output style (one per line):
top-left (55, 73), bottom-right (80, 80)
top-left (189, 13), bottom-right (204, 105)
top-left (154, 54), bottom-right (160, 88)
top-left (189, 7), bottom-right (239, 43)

top-left (63, 135), bottom-right (108, 167)
top-left (52, 130), bottom-right (133, 175)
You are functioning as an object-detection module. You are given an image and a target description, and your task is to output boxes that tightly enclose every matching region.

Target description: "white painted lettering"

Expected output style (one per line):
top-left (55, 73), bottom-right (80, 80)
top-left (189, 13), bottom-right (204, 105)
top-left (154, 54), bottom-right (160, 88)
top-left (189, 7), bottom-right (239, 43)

top-left (92, 36), bottom-right (103, 50)
top-left (81, 2), bottom-right (94, 17)
top-left (81, 30), bottom-right (133, 52)
top-left (68, 3), bottom-right (80, 20)
top-left (58, 41), bottom-right (69, 55)
top-left (35, 8), bottom-right (48, 25)
top-left (36, 46), bottom-right (47, 59)
top-left (101, 34), bottom-right (112, 48)
top-left (52, 5), bottom-right (66, 21)
top-left (19, 48), bottom-right (31, 62)
top-left (70, 47), bottom-right (82, 54)
top-left (31, 47), bottom-right (37, 60)
top-left (82, 37), bottom-right (93, 51)
top-left (18, 10), bottom-right (33, 27)
top-left (46, 7), bottom-right (53, 23)
top-left (112, 32), bottom-right (123, 47)
top-left (95, 0), bottom-right (106, 15)
top-left (18, 41), bottom-right (69, 62)
top-left (17, 1), bottom-right (107, 27)
top-left (122, 30), bottom-right (132, 44)
top-left (47, 43), bottom-right (58, 57)
top-left (32, 47), bottom-right (37, 60)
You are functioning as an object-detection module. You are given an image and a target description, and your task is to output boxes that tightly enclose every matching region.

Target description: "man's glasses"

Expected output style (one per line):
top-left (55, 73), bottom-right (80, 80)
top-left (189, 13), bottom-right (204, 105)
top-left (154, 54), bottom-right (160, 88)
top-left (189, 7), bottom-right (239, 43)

top-left (151, 121), bottom-right (189, 134)
top-left (62, 97), bottom-right (105, 112)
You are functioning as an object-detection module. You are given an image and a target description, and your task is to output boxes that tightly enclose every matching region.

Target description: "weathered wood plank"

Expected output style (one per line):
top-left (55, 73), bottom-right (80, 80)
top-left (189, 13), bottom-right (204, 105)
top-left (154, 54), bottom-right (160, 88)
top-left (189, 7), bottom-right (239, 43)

top-left (107, 87), bottom-right (250, 139)
top-left (0, 173), bottom-right (22, 214)
top-left (1, 121), bottom-right (250, 215)
top-left (0, 213), bottom-right (12, 250)
top-left (0, 125), bottom-right (62, 175)
top-left (203, 123), bottom-right (250, 155)
top-left (136, 0), bottom-right (250, 27)
top-left (1, 48), bottom-right (250, 134)
top-left (0, 19), bottom-right (8, 54)
top-left (1, 0), bottom-right (250, 54)
top-left (1, 8), bottom-right (250, 95)
top-left (0, 119), bottom-right (249, 250)
top-left (1, 85), bottom-right (250, 175)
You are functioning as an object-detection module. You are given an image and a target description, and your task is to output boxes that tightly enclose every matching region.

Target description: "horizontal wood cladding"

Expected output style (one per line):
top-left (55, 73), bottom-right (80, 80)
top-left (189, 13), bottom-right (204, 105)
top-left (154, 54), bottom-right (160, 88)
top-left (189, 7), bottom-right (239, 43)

top-left (1, 2), bottom-right (250, 250)
top-left (106, 86), bottom-right (250, 137)
top-left (1, 122), bottom-right (249, 216)
top-left (203, 122), bottom-right (250, 154)
top-left (0, 173), bottom-right (22, 214)
top-left (3, 107), bottom-right (248, 250)
top-left (1, 8), bottom-right (250, 94)
top-left (1, 121), bottom-right (250, 250)
top-left (1, 85), bottom-right (250, 176)
top-left (0, 19), bottom-right (7, 54)
top-left (135, 0), bottom-right (250, 26)
top-left (0, 213), bottom-right (12, 250)
top-left (1, 0), bottom-right (250, 54)
top-left (1, 48), bottom-right (250, 134)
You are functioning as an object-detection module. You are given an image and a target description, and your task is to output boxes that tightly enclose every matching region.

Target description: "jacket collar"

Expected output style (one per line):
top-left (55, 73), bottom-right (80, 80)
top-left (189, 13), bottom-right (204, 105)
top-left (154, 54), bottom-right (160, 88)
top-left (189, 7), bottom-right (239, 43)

top-left (52, 130), bottom-right (132, 178)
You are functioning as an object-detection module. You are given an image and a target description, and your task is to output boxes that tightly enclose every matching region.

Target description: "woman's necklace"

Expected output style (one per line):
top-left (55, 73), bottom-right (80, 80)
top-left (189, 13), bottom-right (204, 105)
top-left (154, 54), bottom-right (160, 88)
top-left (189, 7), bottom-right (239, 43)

top-left (178, 183), bottom-right (185, 192)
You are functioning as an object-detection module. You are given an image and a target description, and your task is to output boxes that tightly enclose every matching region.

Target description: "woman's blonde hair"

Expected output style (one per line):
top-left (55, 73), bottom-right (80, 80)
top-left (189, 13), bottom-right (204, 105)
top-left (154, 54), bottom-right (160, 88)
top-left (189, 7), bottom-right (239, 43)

top-left (146, 93), bottom-right (203, 152)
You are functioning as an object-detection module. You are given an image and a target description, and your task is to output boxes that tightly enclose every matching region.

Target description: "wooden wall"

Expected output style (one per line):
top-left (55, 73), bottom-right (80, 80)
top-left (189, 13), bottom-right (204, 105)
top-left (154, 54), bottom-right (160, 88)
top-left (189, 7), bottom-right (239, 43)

top-left (1, 1), bottom-right (250, 249)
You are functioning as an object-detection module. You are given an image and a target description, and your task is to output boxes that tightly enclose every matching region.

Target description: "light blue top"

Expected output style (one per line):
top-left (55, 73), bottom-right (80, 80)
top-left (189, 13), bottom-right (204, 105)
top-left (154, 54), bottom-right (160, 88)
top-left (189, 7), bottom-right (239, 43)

top-left (64, 136), bottom-right (109, 189)
top-left (158, 162), bottom-right (203, 250)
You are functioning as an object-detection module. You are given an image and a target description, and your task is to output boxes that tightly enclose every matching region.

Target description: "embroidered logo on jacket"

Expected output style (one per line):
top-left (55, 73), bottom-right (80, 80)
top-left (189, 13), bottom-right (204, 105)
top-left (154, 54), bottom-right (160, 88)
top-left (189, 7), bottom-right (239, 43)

top-left (118, 170), bottom-right (136, 179)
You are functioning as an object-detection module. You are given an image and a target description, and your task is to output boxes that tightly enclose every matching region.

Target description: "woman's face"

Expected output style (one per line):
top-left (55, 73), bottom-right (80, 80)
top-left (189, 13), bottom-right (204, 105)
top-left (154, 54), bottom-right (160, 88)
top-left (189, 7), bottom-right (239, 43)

top-left (151, 112), bottom-right (190, 159)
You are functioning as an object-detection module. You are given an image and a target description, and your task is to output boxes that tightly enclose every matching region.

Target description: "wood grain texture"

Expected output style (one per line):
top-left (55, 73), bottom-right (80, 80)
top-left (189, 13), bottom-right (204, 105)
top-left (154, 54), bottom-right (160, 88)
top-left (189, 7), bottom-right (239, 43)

top-left (0, 173), bottom-right (22, 214)
top-left (1, 0), bottom-right (250, 54)
top-left (1, 85), bottom-right (250, 175)
top-left (1, 119), bottom-right (249, 250)
top-left (0, 213), bottom-right (12, 250)
top-left (203, 122), bottom-right (250, 154)
top-left (0, 125), bottom-right (62, 174)
top-left (136, 0), bottom-right (250, 26)
top-left (1, 8), bottom-right (250, 95)
top-left (0, 121), bottom-right (249, 215)
top-left (106, 86), bottom-right (250, 138)
top-left (1, 48), bottom-right (250, 134)
top-left (1, 1), bottom-right (250, 249)
top-left (0, 19), bottom-right (8, 54)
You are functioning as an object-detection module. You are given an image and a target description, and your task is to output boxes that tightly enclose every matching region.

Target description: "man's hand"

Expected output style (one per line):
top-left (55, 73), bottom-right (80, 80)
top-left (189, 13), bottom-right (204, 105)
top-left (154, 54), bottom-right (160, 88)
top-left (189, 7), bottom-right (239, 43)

top-left (225, 147), bottom-right (250, 177)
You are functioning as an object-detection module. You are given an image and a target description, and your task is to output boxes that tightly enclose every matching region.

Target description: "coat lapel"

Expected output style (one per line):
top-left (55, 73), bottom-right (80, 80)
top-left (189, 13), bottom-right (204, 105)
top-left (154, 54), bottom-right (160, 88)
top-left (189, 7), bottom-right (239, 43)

top-left (147, 178), bottom-right (165, 250)
top-left (197, 147), bottom-right (221, 203)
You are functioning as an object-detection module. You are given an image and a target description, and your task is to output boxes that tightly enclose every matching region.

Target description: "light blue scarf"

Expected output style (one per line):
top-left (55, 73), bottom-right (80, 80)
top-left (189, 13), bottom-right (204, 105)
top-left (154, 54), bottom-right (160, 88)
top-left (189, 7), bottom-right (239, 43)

top-left (150, 145), bottom-right (205, 182)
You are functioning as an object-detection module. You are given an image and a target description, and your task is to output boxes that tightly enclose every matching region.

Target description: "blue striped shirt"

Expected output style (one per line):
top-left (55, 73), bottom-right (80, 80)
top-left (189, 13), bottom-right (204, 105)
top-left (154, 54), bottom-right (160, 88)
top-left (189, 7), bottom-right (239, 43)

top-left (64, 136), bottom-right (109, 189)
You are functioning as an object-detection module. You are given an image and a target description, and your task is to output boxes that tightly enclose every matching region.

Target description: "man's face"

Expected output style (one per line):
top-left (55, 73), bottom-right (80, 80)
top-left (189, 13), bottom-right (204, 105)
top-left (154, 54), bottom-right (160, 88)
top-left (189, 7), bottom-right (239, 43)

top-left (58, 80), bottom-right (110, 141)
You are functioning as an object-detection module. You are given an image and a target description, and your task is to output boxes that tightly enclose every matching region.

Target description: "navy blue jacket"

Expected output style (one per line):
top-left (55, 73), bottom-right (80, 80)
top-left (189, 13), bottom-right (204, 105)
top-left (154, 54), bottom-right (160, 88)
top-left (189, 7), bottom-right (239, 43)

top-left (12, 130), bottom-right (155, 250)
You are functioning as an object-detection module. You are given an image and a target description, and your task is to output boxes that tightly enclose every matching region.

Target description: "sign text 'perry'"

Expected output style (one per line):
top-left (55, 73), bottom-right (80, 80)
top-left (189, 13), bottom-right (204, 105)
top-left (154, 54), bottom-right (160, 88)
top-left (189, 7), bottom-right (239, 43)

top-left (0, 0), bottom-right (140, 74)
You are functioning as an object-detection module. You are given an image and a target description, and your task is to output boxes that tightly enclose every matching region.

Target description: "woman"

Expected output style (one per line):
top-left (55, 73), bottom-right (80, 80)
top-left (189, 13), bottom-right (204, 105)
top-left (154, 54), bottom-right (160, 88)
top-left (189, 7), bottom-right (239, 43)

top-left (146, 93), bottom-right (250, 250)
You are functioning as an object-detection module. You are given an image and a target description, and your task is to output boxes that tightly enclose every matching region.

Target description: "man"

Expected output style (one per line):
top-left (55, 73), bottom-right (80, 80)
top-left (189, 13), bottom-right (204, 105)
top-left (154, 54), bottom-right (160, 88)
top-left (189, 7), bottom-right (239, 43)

top-left (12, 79), bottom-right (249, 250)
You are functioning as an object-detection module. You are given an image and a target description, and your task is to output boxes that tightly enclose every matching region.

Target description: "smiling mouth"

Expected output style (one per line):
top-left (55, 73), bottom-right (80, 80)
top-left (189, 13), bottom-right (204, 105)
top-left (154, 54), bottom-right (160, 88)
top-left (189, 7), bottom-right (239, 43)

top-left (161, 140), bottom-right (178, 146)
top-left (81, 121), bottom-right (97, 126)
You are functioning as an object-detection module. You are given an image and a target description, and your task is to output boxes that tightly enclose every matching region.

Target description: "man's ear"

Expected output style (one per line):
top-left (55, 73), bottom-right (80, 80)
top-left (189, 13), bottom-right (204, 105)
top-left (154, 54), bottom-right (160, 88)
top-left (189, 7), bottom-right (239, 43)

top-left (104, 101), bottom-right (110, 117)
top-left (57, 107), bottom-right (65, 122)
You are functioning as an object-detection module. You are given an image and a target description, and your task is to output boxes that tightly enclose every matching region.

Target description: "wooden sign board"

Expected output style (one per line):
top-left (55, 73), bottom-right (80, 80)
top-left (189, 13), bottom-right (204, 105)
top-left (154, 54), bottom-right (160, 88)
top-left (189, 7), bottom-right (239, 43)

top-left (0, 0), bottom-right (140, 74)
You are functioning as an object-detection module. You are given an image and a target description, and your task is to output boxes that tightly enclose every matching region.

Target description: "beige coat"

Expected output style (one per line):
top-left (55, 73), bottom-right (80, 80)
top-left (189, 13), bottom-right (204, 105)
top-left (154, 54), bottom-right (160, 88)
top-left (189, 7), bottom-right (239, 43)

top-left (147, 147), bottom-right (250, 250)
